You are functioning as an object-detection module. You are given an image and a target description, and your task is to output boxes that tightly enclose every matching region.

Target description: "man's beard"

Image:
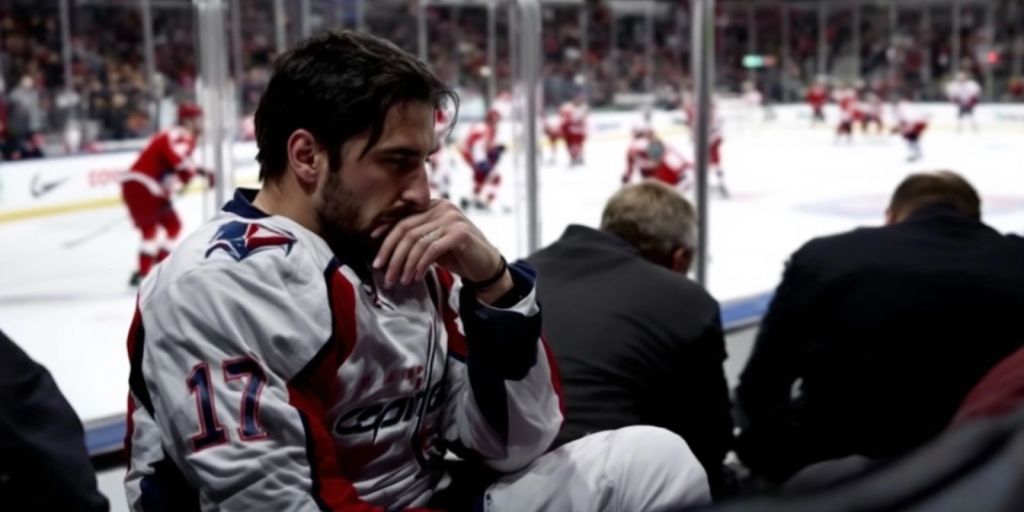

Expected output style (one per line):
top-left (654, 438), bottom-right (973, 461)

top-left (315, 170), bottom-right (417, 271)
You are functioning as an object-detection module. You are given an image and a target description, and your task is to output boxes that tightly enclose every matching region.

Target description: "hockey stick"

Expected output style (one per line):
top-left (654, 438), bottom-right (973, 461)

top-left (62, 215), bottom-right (127, 249)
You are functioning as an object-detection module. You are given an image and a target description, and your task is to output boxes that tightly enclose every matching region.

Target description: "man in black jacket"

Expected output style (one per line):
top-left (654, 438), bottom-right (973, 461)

top-left (735, 170), bottom-right (1024, 483)
top-left (528, 181), bottom-right (734, 496)
top-left (0, 328), bottom-right (109, 511)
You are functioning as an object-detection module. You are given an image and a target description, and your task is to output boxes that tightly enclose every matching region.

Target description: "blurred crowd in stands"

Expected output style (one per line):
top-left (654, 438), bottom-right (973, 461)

top-left (1, 0), bottom-right (1022, 160)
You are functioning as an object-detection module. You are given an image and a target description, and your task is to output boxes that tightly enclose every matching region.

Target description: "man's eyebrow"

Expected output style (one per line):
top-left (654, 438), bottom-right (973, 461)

top-left (376, 145), bottom-right (440, 157)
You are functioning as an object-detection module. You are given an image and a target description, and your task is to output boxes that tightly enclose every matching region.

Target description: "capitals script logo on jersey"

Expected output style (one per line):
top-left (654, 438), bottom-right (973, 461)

top-left (205, 221), bottom-right (297, 261)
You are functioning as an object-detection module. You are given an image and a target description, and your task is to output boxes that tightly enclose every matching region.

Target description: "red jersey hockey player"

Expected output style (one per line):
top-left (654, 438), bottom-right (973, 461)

top-left (946, 71), bottom-right (981, 132)
top-left (622, 131), bottom-right (691, 189)
top-left (559, 95), bottom-right (587, 166)
top-left (806, 77), bottom-right (828, 124)
top-left (893, 100), bottom-right (928, 162)
top-left (459, 108), bottom-right (506, 210)
top-left (834, 85), bottom-right (859, 143)
top-left (121, 103), bottom-right (212, 286)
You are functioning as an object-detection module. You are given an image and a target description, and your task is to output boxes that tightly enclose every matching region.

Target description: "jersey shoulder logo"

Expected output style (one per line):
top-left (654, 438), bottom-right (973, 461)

top-left (205, 221), bottom-right (297, 261)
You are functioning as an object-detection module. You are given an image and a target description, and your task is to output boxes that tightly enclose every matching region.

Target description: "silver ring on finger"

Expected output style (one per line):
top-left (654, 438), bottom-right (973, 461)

top-left (421, 228), bottom-right (443, 243)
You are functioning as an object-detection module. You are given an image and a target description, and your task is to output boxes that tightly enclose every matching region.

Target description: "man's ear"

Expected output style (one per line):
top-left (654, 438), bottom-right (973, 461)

top-left (885, 208), bottom-right (898, 225)
top-left (287, 129), bottom-right (321, 186)
top-left (671, 246), bottom-right (694, 275)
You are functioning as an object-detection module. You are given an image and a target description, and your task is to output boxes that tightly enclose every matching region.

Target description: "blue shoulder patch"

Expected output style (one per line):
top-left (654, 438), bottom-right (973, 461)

top-left (205, 221), bottom-right (297, 262)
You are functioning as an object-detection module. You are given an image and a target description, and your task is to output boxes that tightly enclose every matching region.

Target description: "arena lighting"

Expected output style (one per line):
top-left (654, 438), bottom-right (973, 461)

top-left (742, 54), bottom-right (778, 69)
top-left (742, 54), bottom-right (764, 68)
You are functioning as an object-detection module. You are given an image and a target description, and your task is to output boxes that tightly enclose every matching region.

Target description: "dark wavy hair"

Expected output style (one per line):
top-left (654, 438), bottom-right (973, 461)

top-left (254, 30), bottom-right (457, 181)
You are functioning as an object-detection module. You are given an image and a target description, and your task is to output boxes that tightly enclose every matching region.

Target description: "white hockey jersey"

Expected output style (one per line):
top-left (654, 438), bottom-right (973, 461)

top-left (125, 188), bottom-right (563, 511)
top-left (946, 79), bottom-right (981, 107)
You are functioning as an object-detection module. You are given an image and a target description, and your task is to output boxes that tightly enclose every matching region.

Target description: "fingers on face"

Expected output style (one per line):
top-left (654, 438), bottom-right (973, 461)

top-left (383, 230), bottom-right (418, 286)
top-left (376, 204), bottom-right (468, 286)
top-left (399, 208), bottom-right (465, 285)
top-left (374, 208), bottom-right (432, 270)
top-left (414, 223), bottom-right (470, 282)
top-left (398, 224), bottom-right (444, 285)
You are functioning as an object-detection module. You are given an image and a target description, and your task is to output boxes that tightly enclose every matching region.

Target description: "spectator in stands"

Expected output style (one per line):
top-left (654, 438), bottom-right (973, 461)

top-left (5, 75), bottom-right (45, 159)
top-left (736, 170), bottom-right (1024, 484)
top-left (0, 328), bottom-right (108, 511)
top-left (528, 180), bottom-right (734, 497)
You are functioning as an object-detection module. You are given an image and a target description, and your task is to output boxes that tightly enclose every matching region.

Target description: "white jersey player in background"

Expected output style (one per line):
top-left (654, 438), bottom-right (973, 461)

top-left (893, 100), bottom-right (929, 162)
top-left (124, 30), bottom-right (709, 512)
top-left (741, 80), bottom-right (765, 124)
top-left (945, 71), bottom-right (981, 132)
top-left (859, 92), bottom-right (885, 135)
top-left (543, 112), bottom-right (563, 164)
top-left (427, 107), bottom-right (454, 199)
top-left (683, 95), bottom-right (730, 198)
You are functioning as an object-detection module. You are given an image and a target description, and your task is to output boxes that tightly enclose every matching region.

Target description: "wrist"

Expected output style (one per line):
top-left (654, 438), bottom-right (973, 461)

top-left (463, 256), bottom-right (512, 304)
top-left (463, 255), bottom-right (506, 288)
top-left (473, 270), bottom-right (514, 305)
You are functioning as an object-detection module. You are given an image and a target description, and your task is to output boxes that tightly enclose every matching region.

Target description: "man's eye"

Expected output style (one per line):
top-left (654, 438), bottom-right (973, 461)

top-left (388, 158), bottom-right (420, 172)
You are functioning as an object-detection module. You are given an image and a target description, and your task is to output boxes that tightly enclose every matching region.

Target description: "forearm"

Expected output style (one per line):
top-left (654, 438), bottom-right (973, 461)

top-left (451, 262), bottom-right (563, 470)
